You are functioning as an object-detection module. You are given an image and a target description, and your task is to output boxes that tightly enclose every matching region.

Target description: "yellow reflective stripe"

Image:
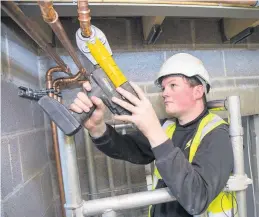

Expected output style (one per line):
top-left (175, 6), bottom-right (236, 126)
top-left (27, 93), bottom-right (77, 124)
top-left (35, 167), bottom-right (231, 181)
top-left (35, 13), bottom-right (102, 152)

top-left (149, 122), bottom-right (176, 217)
top-left (209, 107), bottom-right (226, 111)
top-left (152, 113), bottom-right (233, 215)
top-left (165, 124), bottom-right (176, 139)
top-left (189, 113), bottom-right (215, 163)
top-left (154, 167), bottom-right (162, 180)
top-left (207, 192), bottom-right (235, 213)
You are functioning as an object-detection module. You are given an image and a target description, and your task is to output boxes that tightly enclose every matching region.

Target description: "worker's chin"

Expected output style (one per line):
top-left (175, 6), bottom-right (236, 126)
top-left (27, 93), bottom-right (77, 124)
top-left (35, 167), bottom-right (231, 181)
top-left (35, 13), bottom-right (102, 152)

top-left (165, 106), bottom-right (179, 118)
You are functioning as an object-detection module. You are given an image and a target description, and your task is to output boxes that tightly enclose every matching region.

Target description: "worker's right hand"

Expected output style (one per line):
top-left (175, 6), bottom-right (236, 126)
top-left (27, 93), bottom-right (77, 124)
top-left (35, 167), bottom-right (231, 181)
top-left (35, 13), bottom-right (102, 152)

top-left (69, 81), bottom-right (107, 137)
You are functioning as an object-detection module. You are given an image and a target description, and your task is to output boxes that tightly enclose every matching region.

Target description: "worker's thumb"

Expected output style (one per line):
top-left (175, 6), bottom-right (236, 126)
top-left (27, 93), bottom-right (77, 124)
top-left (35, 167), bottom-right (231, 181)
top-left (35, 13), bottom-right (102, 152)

top-left (91, 96), bottom-right (105, 111)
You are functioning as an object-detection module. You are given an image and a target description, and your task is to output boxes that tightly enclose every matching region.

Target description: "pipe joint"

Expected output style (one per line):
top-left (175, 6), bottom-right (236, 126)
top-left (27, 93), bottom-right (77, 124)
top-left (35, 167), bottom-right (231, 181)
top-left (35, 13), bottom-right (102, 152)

top-left (229, 126), bottom-right (244, 137)
top-left (64, 200), bottom-right (85, 210)
top-left (38, 0), bottom-right (57, 23)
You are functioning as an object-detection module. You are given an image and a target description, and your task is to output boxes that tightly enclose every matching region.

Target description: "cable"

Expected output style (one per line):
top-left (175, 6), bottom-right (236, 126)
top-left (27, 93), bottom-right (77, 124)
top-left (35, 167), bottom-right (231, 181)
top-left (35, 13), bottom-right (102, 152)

top-left (221, 192), bottom-right (238, 217)
top-left (246, 117), bottom-right (257, 217)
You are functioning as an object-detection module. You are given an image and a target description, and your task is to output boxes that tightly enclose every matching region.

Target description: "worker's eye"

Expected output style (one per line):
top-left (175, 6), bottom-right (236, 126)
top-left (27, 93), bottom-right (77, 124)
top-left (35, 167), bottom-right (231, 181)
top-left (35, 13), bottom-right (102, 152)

top-left (161, 87), bottom-right (165, 92)
top-left (170, 84), bottom-right (176, 89)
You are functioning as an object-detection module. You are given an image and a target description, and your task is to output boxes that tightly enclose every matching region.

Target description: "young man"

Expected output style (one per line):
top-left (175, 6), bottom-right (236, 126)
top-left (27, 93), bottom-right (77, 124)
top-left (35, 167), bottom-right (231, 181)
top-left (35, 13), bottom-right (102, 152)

top-left (70, 53), bottom-right (234, 217)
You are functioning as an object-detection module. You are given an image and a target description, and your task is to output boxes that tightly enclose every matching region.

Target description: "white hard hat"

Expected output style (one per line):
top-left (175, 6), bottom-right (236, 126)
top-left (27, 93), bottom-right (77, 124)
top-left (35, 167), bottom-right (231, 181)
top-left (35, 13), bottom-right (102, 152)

top-left (155, 53), bottom-right (211, 93)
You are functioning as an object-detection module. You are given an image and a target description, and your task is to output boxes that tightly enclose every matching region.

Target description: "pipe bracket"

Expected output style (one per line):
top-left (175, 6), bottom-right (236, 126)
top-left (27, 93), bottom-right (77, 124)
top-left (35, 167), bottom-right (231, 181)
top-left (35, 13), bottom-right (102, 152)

top-left (224, 174), bottom-right (252, 192)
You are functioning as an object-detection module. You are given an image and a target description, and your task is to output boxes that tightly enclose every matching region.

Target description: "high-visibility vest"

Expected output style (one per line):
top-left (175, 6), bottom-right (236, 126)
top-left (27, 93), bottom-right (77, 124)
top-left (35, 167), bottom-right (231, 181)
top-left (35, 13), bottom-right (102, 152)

top-left (149, 112), bottom-right (235, 217)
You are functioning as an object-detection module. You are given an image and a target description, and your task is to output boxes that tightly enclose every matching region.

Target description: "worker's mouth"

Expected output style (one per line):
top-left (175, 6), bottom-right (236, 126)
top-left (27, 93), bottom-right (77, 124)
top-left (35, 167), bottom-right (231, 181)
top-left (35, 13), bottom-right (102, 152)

top-left (164, 101), bottom-right (173, 105)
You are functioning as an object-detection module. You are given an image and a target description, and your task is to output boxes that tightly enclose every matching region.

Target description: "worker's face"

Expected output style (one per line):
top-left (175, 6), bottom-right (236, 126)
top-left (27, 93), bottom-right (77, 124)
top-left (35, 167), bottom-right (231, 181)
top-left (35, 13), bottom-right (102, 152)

top-left (161, 76), bottom-right (199, 118)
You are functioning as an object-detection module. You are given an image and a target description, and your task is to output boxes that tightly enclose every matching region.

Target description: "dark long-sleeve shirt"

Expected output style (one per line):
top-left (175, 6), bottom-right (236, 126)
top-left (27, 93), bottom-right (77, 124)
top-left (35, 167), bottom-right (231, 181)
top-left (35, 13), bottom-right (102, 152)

top-left (91, 109), bottom-right (234, 217)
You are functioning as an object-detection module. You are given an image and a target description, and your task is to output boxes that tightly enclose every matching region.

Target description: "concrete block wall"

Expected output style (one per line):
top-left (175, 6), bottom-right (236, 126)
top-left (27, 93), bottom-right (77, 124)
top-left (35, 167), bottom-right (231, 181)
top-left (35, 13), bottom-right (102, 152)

top-left (37, 17), bottom-right (259, 217)
top-left (247, 115), bottom-right (259, 215)
top-left (1, 19), bottom-right (55, 217)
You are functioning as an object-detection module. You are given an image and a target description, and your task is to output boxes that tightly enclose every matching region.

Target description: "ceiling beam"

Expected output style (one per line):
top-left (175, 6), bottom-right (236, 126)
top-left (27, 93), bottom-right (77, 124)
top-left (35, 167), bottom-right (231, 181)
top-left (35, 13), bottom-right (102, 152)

top-left (6, 3), bottom-right (259, 19)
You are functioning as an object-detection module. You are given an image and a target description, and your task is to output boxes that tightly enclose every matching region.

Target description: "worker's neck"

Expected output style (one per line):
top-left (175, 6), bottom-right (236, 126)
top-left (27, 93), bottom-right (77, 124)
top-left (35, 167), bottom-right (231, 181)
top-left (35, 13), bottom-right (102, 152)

top-left (178, 103), bottom-right (205, 125)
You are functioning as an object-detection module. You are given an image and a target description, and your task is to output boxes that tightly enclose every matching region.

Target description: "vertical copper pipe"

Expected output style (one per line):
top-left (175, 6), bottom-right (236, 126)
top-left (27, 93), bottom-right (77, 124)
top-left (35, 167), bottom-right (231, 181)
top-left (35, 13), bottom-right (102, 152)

top-left (1, 1), bottom-right (70, 74)
top-left (38, 0), bottom-right (86, 75)
top-left (46, 67), bottom-right (66, 217)
top-left (77, 0), bottom-right (92, 37)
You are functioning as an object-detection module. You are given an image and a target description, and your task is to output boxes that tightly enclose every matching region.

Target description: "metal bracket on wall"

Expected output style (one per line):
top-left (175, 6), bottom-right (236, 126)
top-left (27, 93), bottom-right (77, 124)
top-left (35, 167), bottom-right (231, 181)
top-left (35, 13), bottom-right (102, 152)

top-left (230, 27), bottom-right (255, 44)
top-left (220, 18), bottom-right (259, 44)
top-left (18, 86), bottom-right (60, 100)
top-left (146, 24), bottom-right (163, 44)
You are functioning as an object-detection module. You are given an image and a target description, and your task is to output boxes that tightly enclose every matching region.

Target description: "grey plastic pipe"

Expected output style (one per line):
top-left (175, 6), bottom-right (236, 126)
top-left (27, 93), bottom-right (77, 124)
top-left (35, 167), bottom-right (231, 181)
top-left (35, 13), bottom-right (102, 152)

top-left (83, 187), bottom-right (175, 216)
top-left (228, 96), bottom-right (247, 217)
top-left (57, 128), bottom-right (84, 217)
top-left (84, 129), bottom-right (98, 200)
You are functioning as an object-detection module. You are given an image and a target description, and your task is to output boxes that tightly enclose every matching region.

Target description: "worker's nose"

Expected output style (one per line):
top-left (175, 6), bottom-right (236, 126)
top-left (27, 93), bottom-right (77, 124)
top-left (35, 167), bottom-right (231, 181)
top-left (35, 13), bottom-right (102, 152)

top-left (162, 87), bottom-right (169, 99)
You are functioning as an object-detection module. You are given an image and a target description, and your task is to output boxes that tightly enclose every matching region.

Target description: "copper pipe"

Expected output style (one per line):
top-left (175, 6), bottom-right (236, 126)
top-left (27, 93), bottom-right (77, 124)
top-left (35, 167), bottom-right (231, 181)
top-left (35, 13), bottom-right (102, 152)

top-left (77, 0), bottom-right (92, 37)
top-left (46, 66), bottom-right (66, 217)
top-left (1, 1), bottom-right (70, 74)
top-left (46, 66), bottom-right (64, 89)
top-left (38, 0), bottom-right (87, 75)
top-left (53, 71), bottom-right (83, 90)
top-left (50, 122), bottom-right (66, 217)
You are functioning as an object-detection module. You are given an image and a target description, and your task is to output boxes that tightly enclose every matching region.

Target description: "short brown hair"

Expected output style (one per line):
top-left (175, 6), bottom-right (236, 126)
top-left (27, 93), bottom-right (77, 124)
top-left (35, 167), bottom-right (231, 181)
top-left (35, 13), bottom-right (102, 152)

top-left (181, 75), bottom-right (207, 106)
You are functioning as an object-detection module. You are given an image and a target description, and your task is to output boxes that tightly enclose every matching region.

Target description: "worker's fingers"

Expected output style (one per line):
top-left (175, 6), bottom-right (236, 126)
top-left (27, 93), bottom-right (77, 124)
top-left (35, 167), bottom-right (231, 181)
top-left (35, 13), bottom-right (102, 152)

top-left (77, 92), bottom-right (93, 108)
top-left (74, 98), bottom-right (91, 112)
top-left (69, 103), bottom-right (83, 113)
top-left (112, 96), bottom-right (136, 113)
top-left (129, 82), bottom-right (146, 101)
top-left (91, 96), bottom-right (105, 111)
top-left (113, 114), bottom-right (132, 123)
top-left (116, 87), bottom-right (140, 106)
top-left (83, 81), bottom-right (92, 91)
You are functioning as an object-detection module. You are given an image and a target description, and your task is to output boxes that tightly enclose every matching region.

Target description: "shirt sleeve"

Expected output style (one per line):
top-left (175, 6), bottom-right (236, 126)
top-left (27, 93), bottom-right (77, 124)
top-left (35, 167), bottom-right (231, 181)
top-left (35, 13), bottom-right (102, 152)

top-left (152, 124), bottom-right (234, 215)
top-left (91, 124), bottom-right (155, 164)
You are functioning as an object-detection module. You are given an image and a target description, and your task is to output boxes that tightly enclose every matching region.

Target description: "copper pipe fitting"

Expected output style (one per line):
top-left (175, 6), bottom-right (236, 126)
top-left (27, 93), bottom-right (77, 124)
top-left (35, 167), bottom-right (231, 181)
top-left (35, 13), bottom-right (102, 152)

top-left (53, 71), bottom-right (83, 90)
top-left (77, 0), bottom-right (92, 37)
top-left (37, 0), bottom-right (56, 23)
top-left (46, 66), bottom-right (64, 90)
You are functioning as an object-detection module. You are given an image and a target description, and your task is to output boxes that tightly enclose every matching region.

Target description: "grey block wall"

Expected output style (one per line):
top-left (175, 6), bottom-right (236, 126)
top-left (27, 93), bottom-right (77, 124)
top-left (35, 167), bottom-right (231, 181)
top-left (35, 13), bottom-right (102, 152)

top-left (1, 19), bottom-right (55, 217)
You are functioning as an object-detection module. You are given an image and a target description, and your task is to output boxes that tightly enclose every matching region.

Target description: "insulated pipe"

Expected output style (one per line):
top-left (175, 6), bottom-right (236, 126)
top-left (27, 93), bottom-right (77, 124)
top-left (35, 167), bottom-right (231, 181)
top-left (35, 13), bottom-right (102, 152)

top-left (1, 1), bottom-right (70, 74)
top-left (83, 187), bottom-right (175, 216)
top-left (77, 0), bottom-right (92, 37)
top-left (83, 130), bottom-right (98, 200)
top-left (38, 0), bottom-right (86, 75)
top-left (228, 96), bottom-right (247, 217)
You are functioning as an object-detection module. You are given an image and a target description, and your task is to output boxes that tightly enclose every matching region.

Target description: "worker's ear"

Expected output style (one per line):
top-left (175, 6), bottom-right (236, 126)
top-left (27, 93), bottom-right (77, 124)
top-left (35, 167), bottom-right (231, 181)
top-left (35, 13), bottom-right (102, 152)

top-left (193, 84), bottom-right (204, 100)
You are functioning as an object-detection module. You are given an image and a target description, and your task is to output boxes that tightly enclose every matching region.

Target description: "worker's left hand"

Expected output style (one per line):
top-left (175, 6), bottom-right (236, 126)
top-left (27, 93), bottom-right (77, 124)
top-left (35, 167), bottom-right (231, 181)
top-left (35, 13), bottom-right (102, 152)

top-left (112, 82), bottom-right (168, 147)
